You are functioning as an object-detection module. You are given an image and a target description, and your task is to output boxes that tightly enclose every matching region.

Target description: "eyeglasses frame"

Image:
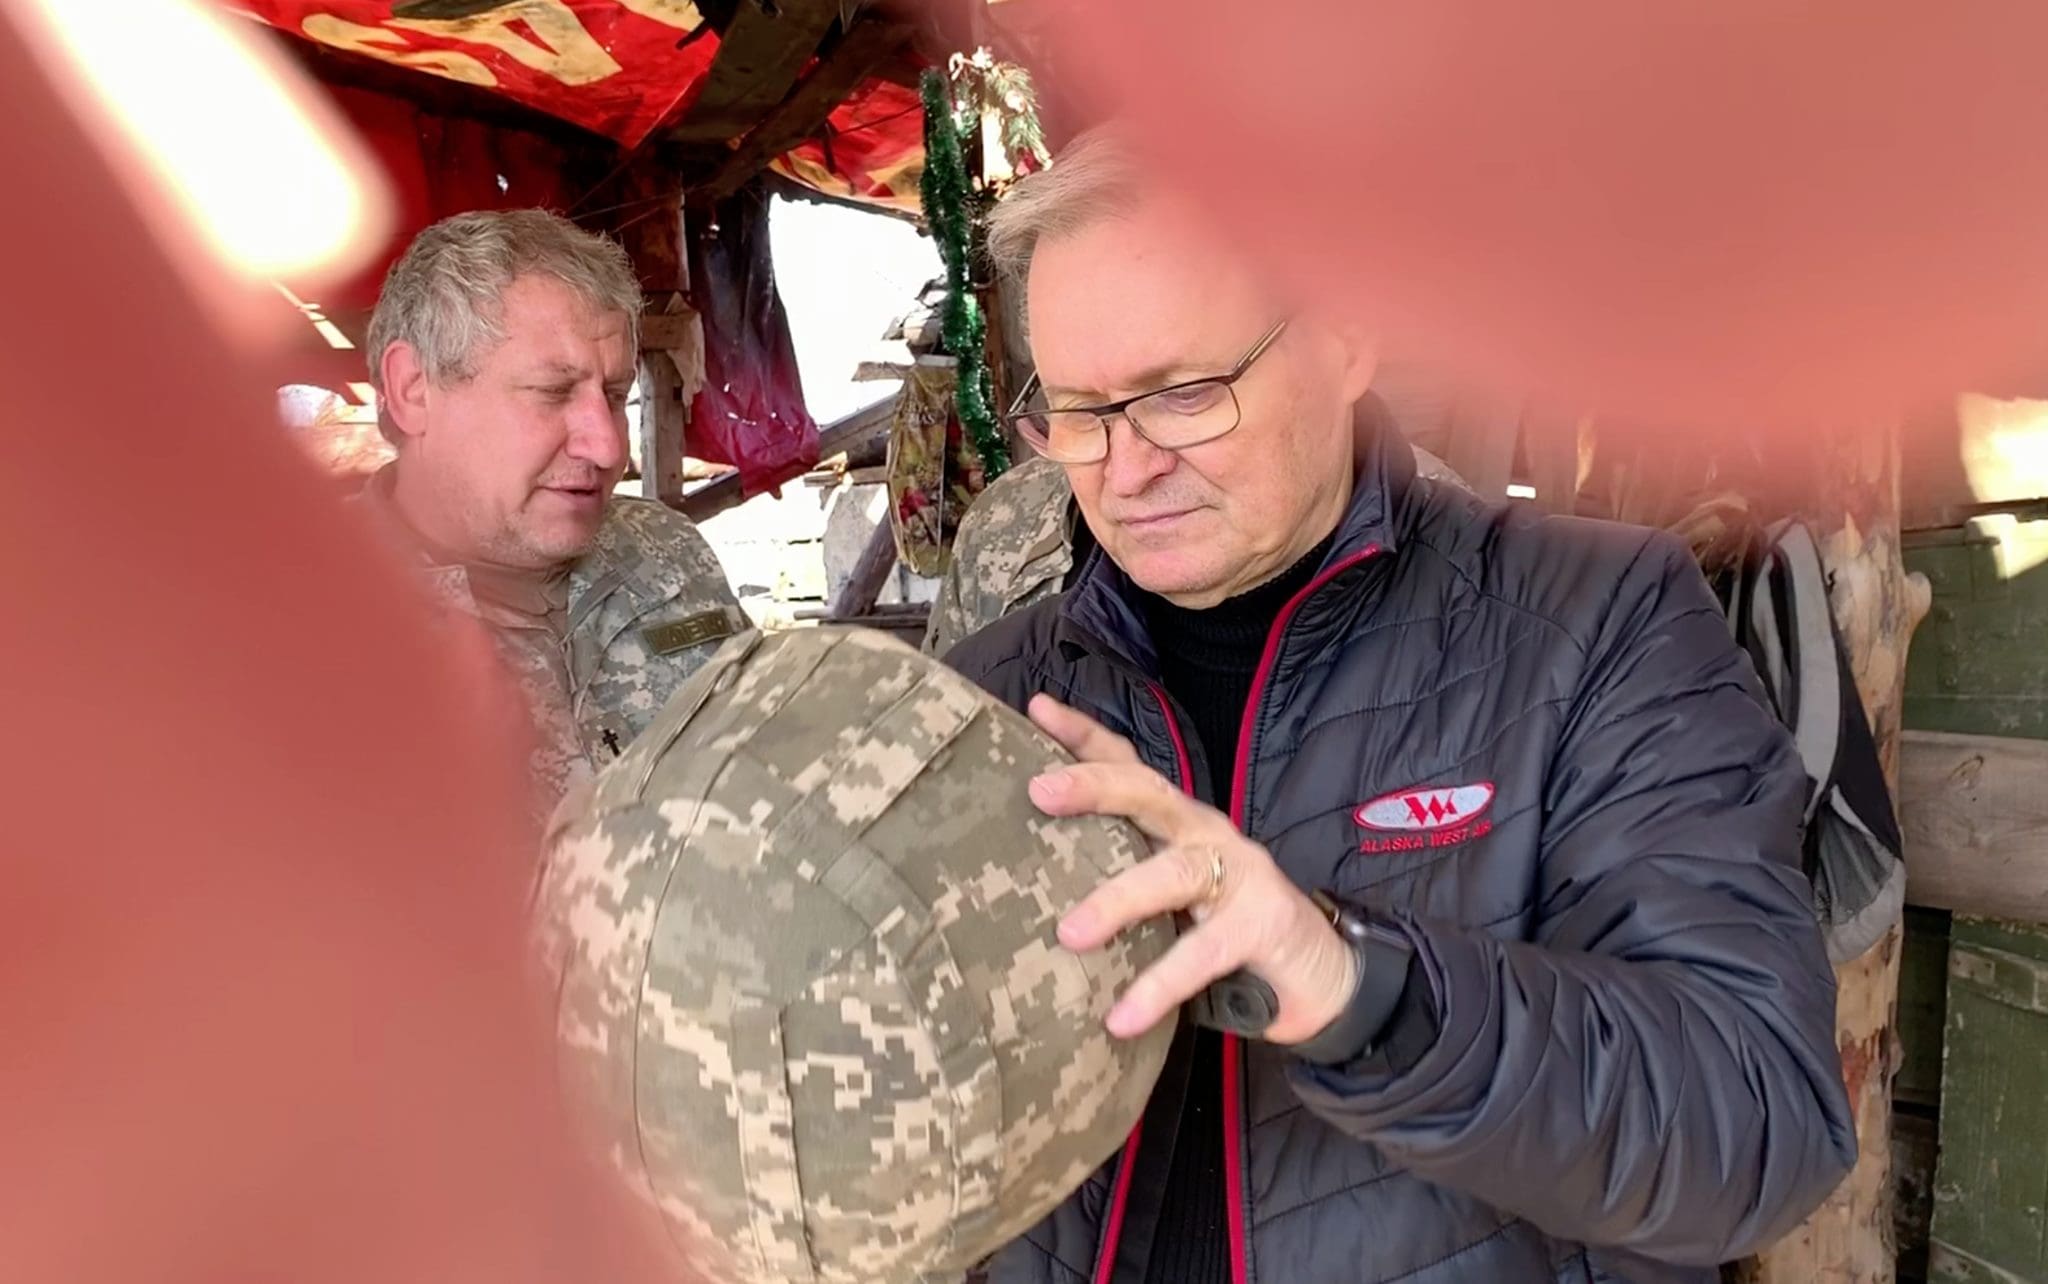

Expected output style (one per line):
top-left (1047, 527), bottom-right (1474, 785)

top-left (1001, 318), bottom-right (1290, 461)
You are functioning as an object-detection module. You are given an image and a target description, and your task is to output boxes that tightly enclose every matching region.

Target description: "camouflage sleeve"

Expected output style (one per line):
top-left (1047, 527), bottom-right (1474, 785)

top-left (921, 458), bottom-right (1074, 659)
top-left (922, 551), bottom-right (985, 658)
top-left (605, 497), bottom-right (741, 609)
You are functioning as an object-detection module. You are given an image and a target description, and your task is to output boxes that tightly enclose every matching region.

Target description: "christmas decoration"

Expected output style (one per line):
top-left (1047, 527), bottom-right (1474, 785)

top-left (919, 66), bottom-right (1010, 481)
top-left (886, 356), bottom-right (976, 576)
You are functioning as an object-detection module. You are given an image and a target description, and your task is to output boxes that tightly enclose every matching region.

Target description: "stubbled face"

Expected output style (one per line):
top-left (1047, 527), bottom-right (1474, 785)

top-left (388, 273), bottom-right (634, 570)
top-left (1026, 197), bottom-right (1374, 608)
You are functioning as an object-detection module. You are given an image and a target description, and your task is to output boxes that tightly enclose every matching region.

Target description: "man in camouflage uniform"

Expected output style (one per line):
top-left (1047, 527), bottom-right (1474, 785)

top-left (355, 209), bottom-right (745, 825)
top-left (923, 395), bottom-right (1467, 656)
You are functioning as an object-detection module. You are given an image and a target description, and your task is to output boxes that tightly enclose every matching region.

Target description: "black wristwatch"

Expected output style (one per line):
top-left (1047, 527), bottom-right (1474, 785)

top-left (1286, 890), bottom-right (1416, 1066)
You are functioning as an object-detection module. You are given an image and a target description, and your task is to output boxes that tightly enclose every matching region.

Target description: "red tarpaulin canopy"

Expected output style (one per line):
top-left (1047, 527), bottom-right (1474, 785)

top-left (227, 1), bottom-right (925, 213)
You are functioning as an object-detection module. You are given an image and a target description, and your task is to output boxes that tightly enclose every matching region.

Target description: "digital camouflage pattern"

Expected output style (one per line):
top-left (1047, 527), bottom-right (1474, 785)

top-left (922, 456), bottom-right (1072, 659)
top-left (565, 497), bottom-right (749, 765)
top-left (923, 439), bottom-right (1471, 657)
top-left (355, 471), bottom-right (746, 824)
top-left (536, 626), bottom-right (1175, 1284)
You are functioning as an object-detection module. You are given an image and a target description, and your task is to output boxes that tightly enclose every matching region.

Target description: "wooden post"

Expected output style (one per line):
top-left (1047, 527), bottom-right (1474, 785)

top-left (593, 158), bottom-right (698, 508)
top-left (637, 318), bottom-right (694, 506)
top-left (830, 519), bottom-right (899, 618)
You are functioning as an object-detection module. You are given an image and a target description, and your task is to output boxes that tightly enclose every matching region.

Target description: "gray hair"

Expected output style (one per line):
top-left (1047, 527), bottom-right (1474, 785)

top-left (985, 126), bottom-right (1148, 282)
top-left (365, 208), bottom-right (641, 396)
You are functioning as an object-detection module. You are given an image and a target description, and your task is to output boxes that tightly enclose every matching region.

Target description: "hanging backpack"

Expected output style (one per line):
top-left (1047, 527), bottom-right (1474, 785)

top-left (1704, 517), bottom-right (1908, 964)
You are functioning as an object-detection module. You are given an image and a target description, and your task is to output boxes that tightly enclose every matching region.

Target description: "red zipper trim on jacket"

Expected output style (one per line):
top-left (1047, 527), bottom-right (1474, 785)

top-left (1223, 544), bottom-right (1382, 1284)
top-left (1150, 681), bottom-right (1197, 798)
top-left (1091, 1123), bottom-right (1144, 1284)
top-left (1090, 683), bottom-right (1196, 1284)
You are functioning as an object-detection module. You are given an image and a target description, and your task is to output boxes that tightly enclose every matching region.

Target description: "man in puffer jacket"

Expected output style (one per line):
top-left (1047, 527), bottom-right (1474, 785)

top-left (943, 126), bottom-right (1856, 1284)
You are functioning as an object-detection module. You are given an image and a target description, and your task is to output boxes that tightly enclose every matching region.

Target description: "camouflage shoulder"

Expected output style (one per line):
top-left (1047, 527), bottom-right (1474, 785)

top-left (957, 456), bottom-right (1071, 546)
top-left (924, 457), bottom-right (1074, 657)
top-left (947, 455), bottom-right (1071, 581)
top-left (590, 495), bottom-right (737, 606)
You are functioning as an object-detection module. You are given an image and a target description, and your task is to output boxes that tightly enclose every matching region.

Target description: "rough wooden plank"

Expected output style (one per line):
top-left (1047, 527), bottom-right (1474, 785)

top-left (691, 18), bottom-right (912, 203)
top-left (1903, 518), bottom-right (2048, 740)
top-left (1947, 937), bottom-right (2048, 1015)
top-left (603, 156), bottom-right (688, 295)
top-left (1894, 907), bottom-right (1953, 1109)
top-left (1905, 504), bottom-right (2048, 1284)
top-left (829, 518), bottom-right (898, 617)
top-left (638, 348), bottom-right (687, 506)
top-left (1901, 731), bottom-right (2048, 922)
top-left (1928, 1240), bottom-right (2038, 1284)
top-left (1893, 1108), bottom-right (1941, 1283)
top-left (639, 307), bottom-right (699, 352)
top-left (637, 291), bottom-right (702, 507)
top-left (669, 0), bottom-right (844, 145)
top-left (679, 392), bottom-right (896, 522)
top-left (1929, 920), bottom-right (2048, 1282)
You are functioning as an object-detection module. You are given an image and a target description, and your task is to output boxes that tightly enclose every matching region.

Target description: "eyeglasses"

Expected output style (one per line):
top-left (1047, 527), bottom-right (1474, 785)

top-left (1003, 320), bottom-right (1288, 465)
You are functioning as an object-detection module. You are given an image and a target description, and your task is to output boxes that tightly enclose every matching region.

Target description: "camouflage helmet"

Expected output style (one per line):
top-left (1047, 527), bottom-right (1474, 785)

top-left (536, 626), bottom-right (1175, 1284)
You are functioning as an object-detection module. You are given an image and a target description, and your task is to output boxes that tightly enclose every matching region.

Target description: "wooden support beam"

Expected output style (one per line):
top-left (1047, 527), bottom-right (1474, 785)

top-left (638, 350), bottom-right (686, 506)
top-left (604, 157), bottom-right (688, 295)
top-left (830, 518), bottom-right (899, 617)
top-left (678, 392), bottom-right (897, 523)
top-left (637, 290), bottom-right (704, 508)
top-left (691, 18), bottom-right (913, 204)
top-left (669, 0), bottom-right (844, 145)
top-left (1901, 729), bottom-right (2048, 923)
top-left (593, 159), bottom-right (698, 508)
top-left (638, 307), bottom-right (699, 352)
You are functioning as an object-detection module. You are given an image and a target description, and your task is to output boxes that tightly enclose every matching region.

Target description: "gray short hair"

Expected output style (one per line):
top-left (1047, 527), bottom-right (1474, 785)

top-left (365, 208), bottom-right (641, 395)
top-left (985, 126), bottom-right (1147, 281)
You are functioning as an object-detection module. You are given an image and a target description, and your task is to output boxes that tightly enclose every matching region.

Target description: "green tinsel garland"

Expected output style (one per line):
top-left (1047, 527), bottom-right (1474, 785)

top-left (920, 67), bottom-right (1010, 482)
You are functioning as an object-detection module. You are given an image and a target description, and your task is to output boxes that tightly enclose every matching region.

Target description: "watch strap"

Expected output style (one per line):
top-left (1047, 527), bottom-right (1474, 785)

top-left (1288, 895), bottom-right (1417, 1066)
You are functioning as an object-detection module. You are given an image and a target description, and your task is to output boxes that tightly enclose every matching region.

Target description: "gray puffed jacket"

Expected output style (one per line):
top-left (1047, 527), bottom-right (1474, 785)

top-left (945, 419), bottom-right (1856, 1284)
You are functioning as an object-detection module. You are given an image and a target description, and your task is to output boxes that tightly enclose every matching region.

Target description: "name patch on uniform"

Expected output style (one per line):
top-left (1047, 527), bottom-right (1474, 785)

top-left (641, 610), bottom-right (737, 655)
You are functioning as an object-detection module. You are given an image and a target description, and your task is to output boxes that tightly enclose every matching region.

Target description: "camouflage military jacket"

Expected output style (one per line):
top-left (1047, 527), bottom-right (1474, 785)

top-left (923, 456), bottom-right (1074, 659)
top-left (924, 425), bottom-right (1470, 658)
top-left (355, 475), bottom-right (746, 820)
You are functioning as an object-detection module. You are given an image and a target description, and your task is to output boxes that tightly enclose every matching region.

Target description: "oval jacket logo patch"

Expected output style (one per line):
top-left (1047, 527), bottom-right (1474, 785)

top-left (1354, 783), bottom-right (1496, 832)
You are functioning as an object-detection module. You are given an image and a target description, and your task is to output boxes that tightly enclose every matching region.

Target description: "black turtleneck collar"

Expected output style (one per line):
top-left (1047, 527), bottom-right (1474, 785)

top-left (1137, 531), bottom-right (1339, 672)
top-left (1133, 525), bottom-right (1341, 808)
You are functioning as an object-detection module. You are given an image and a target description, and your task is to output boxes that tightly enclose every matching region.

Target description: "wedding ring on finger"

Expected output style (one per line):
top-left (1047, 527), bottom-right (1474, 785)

top-left (1202, 845), bottom-right (1225, 905)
